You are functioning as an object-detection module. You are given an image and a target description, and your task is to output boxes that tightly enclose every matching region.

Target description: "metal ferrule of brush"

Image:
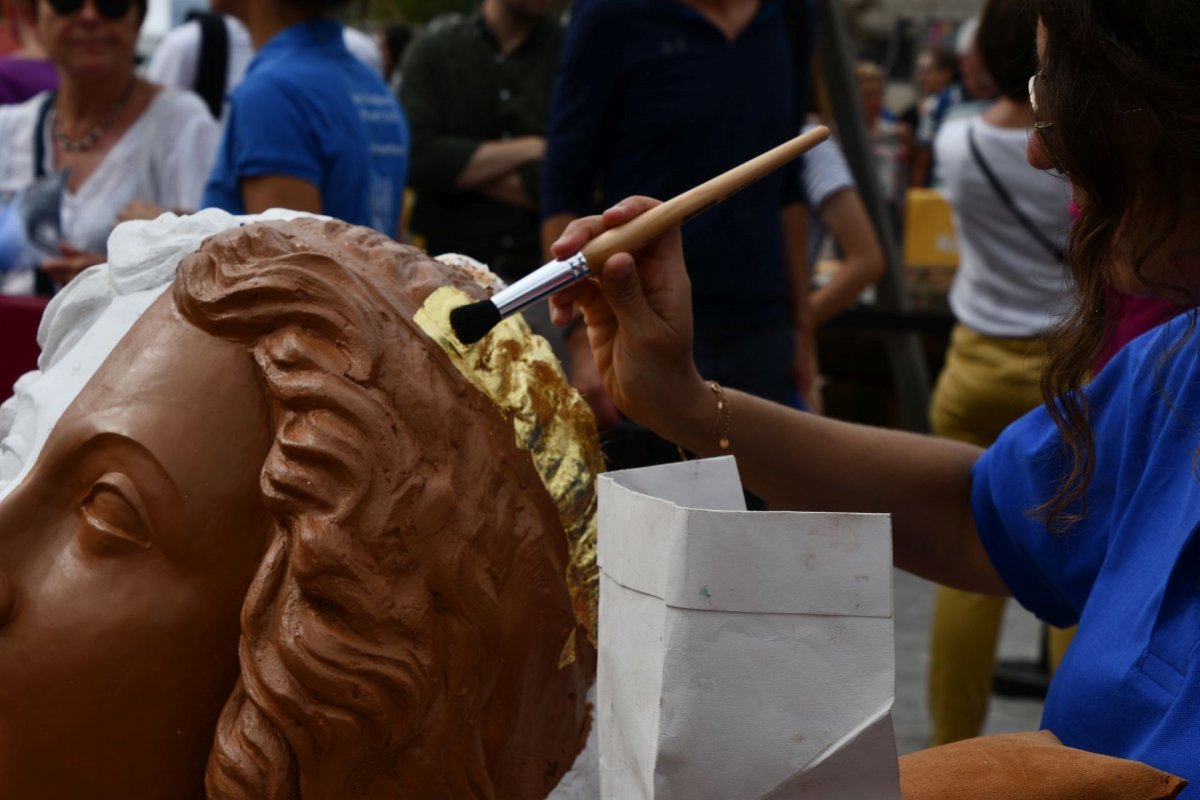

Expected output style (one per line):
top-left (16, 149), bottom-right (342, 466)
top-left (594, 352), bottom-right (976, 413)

top-left (492, 252), bottom-right (591, 318)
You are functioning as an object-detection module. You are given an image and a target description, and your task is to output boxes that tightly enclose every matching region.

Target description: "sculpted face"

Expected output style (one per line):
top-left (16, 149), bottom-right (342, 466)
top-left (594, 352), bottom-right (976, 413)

top-left (0, 292), bottom-right (271, 798)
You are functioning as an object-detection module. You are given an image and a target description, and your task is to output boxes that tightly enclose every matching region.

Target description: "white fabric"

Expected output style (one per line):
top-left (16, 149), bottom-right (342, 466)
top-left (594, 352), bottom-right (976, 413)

top-left (934, 114), bottom-right (1074, 337)
top-left (342, 25), bottom-right (384, 76)
top-left (800, 121), bottom-right (855, 264)
top-left (0, 88), bottom-right (221, 294)
top-left (802, 123), bottom-right (855, 211)
top-left (144, 15), bottom-right (256, 123)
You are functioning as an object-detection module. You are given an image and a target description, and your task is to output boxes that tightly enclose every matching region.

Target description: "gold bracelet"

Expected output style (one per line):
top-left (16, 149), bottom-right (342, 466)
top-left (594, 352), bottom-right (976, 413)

top-left (676, 381), bottom-right (732, 461)
top-left (707, 380), bottom-right (732, 451)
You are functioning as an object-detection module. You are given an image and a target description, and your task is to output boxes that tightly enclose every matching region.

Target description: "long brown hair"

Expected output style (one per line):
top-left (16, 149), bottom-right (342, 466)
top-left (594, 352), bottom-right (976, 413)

top-left (1032, 0), bottom-right (1200, 527)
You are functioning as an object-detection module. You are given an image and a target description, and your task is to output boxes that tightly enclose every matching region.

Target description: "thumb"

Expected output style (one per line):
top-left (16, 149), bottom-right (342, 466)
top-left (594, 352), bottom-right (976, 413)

top-left (598, 252), bottom-right (654, 332)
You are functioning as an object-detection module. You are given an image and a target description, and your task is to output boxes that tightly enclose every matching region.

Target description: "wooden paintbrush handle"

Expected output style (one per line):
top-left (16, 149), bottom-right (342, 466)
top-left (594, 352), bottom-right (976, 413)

top-left (579, 125), bottom-right (830, 269)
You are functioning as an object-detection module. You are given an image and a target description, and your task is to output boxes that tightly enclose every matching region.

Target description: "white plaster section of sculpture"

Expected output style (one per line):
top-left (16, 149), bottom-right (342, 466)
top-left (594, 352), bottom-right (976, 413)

top-left (0, 208), bottom-right (313, 506)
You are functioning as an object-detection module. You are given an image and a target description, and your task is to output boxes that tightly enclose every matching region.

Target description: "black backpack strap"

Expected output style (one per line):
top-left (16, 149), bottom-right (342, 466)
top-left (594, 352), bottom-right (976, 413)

top-left (193, 12), bottom-right (229, 119)
top-left (967, 124), bottom-right (1064, 262)
top-left (32, 91), bottom-right (57, 295)
top-left (34, 91), bottom-right (54, 179)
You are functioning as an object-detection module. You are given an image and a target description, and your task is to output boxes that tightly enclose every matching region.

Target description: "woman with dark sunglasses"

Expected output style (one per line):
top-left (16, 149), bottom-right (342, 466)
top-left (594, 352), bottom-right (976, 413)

top-left (0, 0), bottom-right (219, 295)
top-left (550, 0), bottom-right (1200, 792)
top-left (200, 0), bottom-right (409, 239)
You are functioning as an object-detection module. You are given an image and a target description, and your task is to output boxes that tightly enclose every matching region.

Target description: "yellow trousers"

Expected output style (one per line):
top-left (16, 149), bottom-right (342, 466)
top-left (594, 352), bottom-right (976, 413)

top-left (927, 324), bottom-right (1076, 745)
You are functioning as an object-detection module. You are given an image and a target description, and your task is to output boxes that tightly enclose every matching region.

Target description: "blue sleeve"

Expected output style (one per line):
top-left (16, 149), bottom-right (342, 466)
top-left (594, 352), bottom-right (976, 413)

top-left (972, 323), bottom-right (1186, 627)
top-left (972, 409), bottom-right (1086, 628)
top-left (540, 0), bottom-right (622, 219)
top-left (226, 76), bottom-right (324, 187)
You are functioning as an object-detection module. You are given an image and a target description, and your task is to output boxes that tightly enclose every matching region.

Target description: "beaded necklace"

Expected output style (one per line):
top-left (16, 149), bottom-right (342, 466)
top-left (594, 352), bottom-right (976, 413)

top-left (51, 78), bottom-right (136, 153)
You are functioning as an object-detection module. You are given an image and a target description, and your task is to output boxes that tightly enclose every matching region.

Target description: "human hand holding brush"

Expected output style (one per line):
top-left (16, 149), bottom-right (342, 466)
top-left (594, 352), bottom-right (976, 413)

top-left (546, 193), bottom-right (995, 595)
top-left (547, 197), bottom-right (705, 442)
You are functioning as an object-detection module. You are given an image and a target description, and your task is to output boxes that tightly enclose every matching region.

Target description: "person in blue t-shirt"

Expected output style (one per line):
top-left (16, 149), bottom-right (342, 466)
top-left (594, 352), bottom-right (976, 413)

top-left (544, 0), bottom-right (1200, 792)
top-left (202, 0), bottom-right (409, 238)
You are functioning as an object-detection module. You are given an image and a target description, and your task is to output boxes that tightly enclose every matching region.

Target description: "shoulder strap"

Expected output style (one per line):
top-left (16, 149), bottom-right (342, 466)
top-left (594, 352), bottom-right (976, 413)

top-left (193, 12), bottom-right (229, 120)
top-left (967, 125), bottom-right (1064, 262)
top-left (34, 91), bottom-right (54, 179)
top-left (31, 92), bottom-right (62, 296)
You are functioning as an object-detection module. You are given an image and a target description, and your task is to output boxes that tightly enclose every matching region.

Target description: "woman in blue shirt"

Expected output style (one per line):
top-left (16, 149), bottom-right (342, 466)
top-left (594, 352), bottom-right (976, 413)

top-left (546, 0), bottom-right (1200, 792)
top-left (203, 0), bottom-right (409, 238)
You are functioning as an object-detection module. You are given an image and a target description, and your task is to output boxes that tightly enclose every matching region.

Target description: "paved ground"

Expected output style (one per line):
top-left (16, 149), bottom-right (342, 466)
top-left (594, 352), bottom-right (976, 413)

top-left (892, 569), bottom-right (1046, 753)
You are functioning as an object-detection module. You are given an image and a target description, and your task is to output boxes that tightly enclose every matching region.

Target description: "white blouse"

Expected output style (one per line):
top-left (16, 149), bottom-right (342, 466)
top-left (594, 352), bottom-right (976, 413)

top-left (0, 87), bottom-right (220, 294)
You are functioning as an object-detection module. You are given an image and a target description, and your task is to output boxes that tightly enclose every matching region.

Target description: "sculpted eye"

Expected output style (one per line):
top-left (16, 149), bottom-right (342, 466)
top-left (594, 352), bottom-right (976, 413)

top-left (80, 473), bottom-right (152, 552)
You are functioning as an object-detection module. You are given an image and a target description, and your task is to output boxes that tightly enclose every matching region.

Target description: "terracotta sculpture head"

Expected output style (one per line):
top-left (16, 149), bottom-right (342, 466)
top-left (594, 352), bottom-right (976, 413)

top-left (0, 212), bottom-right (598, 799)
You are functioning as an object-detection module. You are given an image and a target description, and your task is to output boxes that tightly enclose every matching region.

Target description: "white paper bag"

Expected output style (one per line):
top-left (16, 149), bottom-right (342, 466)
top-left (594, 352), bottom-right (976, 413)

top-left (597, 457), bottom-right (901, 800)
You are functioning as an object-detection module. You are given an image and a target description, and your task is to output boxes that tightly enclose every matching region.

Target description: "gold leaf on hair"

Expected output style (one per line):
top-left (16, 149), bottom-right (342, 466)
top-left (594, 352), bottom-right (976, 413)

top-left (415, 287), bottom-right (602, 655)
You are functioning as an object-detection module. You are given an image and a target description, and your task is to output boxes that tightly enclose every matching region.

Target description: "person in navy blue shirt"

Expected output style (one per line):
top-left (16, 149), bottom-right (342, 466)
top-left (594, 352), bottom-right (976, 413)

top-left (203, 0), bottom-right (409, 238)
top-left (540, 0), bottom-right (814, 470)
top-left (545, 0), bottom-right (1200, 791)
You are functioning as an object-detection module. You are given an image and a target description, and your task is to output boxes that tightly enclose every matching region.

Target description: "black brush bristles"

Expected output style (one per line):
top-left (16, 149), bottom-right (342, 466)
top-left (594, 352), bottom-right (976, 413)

top-left (450, 299), bottom-right (503, 345)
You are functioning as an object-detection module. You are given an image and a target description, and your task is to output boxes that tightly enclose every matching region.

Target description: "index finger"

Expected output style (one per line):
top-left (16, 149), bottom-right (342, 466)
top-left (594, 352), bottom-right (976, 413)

top-left (550, 214), bottom-right (609, 261)
top-left (550, 196), bottom-right (665, 261)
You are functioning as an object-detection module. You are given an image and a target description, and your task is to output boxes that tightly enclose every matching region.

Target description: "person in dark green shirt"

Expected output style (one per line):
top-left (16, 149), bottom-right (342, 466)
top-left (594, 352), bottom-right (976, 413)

top-left (400, 0), bottom-right (561, 285)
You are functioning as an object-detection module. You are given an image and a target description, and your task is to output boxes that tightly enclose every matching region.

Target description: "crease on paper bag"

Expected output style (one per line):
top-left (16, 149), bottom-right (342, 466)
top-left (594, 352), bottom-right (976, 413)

top-left (758, 702), bottom-right (899, 799)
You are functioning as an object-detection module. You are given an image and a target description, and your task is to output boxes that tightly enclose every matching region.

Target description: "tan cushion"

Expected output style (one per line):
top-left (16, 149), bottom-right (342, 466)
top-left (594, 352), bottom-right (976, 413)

top-left (899, 730), bottom-right (1187, 800)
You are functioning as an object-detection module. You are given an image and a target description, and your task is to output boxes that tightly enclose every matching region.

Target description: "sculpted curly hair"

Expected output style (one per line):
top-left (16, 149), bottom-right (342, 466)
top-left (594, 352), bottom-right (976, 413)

top-left (173, 219), bottom-right (594, 798)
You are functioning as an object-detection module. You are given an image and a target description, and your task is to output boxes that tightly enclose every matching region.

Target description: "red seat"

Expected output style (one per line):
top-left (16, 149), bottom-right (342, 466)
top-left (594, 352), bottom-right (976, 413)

top-left (0, 295), bottom-right (48, 400)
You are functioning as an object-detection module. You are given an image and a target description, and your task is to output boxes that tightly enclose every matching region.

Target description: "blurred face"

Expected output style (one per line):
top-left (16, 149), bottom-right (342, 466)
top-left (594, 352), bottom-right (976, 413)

top-left (857, 76), bottom-right (883, 124)
top-left (0, 292), bottom-right (271, 799)
top-left (37, 0), bottom-right (140, 78)
top-left (916, 51), bottom-right (954, 97)
top-left (960, 44), bottom-right (997, 101)
top-left (495, 0), bottom-right (556, 21)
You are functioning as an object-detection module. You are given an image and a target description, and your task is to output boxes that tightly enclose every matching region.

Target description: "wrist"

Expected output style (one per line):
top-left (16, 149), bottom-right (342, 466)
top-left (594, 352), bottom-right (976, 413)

top-left (663, 373), bottom-right (720, 453)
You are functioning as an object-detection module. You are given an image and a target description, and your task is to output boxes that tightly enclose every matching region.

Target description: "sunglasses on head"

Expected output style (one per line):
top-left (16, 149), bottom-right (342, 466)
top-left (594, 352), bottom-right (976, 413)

top-left (47, 0), bottom-right (134, 20)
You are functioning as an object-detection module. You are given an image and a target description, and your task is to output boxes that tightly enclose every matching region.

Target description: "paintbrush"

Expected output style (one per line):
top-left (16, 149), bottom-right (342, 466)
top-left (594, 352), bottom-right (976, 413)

top-left (449, 126), bottom-right (831, 345)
